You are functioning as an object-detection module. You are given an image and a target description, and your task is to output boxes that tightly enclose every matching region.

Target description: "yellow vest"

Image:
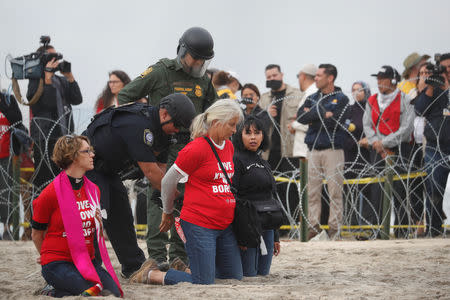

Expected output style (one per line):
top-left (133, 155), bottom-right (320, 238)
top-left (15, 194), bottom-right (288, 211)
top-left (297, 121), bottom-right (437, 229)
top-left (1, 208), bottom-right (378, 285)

top-left (217, 88), bottom-right (237, 100)
top-left (398, 80), bottom-right (416, 95)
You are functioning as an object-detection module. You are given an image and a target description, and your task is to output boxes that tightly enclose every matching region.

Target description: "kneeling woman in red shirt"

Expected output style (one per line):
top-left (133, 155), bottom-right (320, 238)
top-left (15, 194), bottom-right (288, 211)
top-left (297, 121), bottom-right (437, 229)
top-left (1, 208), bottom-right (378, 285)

top-left (31, 135), bottom-right (122, 297)
top-left (130, 99), bottom-right (244, 285)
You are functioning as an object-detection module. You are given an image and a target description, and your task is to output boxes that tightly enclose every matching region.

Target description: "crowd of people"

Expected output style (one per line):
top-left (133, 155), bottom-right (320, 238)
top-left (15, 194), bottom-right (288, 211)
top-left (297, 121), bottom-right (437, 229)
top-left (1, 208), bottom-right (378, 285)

top-left (0, 26), bottom-right (449, 296)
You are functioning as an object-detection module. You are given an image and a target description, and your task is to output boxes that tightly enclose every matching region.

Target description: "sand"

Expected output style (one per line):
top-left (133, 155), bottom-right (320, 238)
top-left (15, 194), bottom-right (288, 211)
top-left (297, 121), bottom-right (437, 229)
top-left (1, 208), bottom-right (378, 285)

top-left (1, 238), bottom-right (449, 300)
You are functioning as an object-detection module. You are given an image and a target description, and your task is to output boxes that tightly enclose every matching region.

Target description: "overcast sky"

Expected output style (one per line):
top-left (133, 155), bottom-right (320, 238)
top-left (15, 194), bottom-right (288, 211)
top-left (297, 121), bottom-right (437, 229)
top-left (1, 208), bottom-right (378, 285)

top-left (1, 0), bottom-right (449, 132)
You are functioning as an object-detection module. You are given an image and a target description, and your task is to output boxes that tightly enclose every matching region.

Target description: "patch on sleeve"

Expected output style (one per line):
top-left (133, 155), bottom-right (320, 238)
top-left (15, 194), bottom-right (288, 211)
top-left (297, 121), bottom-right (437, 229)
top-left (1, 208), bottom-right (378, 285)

top-left (140, 67), bottom-right (153, 78)
top-left (332, 98), bottom-right (338, 104)
top-left (143, 129), bottom-right (154, 146)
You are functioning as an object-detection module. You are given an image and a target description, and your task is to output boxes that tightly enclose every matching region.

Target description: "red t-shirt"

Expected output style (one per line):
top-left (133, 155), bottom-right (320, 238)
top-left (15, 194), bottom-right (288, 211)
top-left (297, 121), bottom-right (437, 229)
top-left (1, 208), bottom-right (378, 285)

top-left (175, 137), bottom-right (235, 230)
top-left (0, 111), bottom-right (11, 159)
top-left (32, 182), bottom-right (97, 265)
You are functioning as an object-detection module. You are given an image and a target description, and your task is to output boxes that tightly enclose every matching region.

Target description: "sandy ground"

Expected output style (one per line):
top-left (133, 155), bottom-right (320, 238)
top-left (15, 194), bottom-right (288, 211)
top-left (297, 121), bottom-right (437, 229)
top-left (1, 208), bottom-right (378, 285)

top-left (1, 238), bottom-right (450, 300)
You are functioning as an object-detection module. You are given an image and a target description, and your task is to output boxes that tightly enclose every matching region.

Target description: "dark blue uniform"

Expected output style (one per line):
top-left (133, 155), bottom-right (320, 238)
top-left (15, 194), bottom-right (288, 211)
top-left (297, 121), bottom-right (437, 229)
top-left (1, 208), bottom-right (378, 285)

top-left (297, 89), bottom-right (349, 150)
top-left (84, 103), bottom-right (169, 276)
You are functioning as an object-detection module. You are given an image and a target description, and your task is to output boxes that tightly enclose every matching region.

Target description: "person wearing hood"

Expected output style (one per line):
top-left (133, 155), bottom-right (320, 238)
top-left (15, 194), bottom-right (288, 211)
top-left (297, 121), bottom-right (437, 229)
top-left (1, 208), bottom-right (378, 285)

top-left (347, 81), bottom-right (371, 165)
top-left (342, 81), bottom-right (371, 228)
top-left (362, 65), bottom-right (415, 238)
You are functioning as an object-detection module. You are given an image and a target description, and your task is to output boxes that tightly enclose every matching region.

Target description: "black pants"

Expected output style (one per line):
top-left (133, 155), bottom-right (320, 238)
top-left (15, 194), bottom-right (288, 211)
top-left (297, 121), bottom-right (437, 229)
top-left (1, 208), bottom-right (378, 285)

top-left (407, 143), bottom-right (425, 224)
top-left (367, 143), bottom-right (414, 238)
top-left (86, 170), bottom-right (145, 275)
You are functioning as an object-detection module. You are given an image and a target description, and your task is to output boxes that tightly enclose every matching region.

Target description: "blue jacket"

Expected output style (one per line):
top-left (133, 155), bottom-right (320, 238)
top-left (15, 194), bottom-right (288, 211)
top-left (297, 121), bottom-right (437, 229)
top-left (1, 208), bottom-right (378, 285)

top-left (414, 87), bottom-right (450, 154)
top-left (297, 88), bottom-right (349, 150)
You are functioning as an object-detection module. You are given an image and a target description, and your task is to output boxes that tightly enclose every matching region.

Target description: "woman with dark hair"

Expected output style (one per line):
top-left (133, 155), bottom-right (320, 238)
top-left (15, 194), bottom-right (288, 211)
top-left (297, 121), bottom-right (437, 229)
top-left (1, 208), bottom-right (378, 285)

top-left (31, 135), bottom-right (122, 297)
top-left (406, 63), bottom-right (432, 235)
top-left (232, 116), bottom-right (280, 276)
top-left (95, 71), bottom-right (131, 113)
top-left (240, 83), bottom-right (271, 131)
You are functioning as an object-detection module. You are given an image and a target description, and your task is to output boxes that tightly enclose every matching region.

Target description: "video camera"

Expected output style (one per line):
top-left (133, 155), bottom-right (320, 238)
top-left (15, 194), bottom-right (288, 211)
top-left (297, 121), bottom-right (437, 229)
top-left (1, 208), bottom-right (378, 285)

top-left (39, 36), bottom-right (71, 73)
top-left (425, 53), bottom-right (446, 88)
top-left (9, 35), bottom-right (71, 80)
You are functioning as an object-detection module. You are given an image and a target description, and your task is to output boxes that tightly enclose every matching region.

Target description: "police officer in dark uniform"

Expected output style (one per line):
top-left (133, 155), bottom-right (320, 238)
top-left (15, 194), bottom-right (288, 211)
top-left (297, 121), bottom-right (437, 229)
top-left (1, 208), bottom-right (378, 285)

top-left (84, 93), bottom-right (196, 278)
top-left (118, 27), bottom-right (217, 269)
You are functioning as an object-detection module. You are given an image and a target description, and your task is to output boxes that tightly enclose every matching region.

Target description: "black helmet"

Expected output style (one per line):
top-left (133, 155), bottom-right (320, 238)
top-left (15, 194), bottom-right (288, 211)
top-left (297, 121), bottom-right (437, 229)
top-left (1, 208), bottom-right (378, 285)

top-left (159, 93), bottom-right (196, 129)
top-left (177, 27), bottom-right (214, 60)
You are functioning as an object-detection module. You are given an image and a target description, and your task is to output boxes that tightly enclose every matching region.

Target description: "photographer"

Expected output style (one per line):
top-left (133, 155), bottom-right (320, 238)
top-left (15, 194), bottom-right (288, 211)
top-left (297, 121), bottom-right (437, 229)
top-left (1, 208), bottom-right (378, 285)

top-left (414, 53), bottom-right (450, 237)
top-left (26, 39), bottom-right (82, 191)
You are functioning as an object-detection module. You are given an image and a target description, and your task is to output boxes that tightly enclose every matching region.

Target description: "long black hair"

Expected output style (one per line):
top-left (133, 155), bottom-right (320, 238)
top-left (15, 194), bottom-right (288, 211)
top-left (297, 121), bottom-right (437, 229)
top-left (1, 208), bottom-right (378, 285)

top-left (232, 116), bottom-right (269, 152)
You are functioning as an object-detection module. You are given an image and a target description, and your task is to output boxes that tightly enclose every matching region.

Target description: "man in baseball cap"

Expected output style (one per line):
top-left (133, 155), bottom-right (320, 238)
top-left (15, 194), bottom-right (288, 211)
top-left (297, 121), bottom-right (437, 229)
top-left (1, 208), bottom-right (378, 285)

top-left (370, 65), bottom-right (401, 95)
top-left (289, 64), bottom-right (318, 158)
top-left (362, 64), bottom-right (415, 237)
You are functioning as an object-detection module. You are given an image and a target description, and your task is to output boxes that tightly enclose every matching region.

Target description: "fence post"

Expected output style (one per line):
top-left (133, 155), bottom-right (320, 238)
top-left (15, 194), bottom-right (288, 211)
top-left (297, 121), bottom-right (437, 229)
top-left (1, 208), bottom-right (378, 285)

top-left (300, 158), bottom-right (308, 242)
top-left (381, 155), bottom-right (393, 240)
top-left (11, 155), bottom-right (21, 240)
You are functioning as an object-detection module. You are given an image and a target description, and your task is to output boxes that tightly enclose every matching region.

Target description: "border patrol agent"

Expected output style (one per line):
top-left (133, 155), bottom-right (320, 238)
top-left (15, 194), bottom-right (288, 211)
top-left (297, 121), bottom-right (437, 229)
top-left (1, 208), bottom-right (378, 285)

top-left (84, 93), bottom-right (196, 278)
top-left (118, 27), bottom-right (218, 269)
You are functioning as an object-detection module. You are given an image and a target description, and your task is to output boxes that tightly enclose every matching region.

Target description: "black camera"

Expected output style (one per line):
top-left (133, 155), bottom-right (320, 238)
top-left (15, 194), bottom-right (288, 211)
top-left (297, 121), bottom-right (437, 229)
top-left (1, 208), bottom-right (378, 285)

top-left (57, 61), bottom-right (71, 73)
top-left (39, 36), bottom-right (72, 73)
top-left (10, 35), bottom-right (72, 79)
top-left (40, 35), bottom-right (51, 46)
top-left (41, 52), bottom-right (63, 66)
top-left (425, 53), bottom-right (446, 88)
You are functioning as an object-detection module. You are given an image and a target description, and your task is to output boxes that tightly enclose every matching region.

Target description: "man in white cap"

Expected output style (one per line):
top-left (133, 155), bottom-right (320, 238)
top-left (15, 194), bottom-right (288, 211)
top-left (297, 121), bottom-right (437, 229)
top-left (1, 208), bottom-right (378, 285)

top-left (288, 64), bottom-right (318, 231)
top-left (227, 70), bottom-right (242, 95)
top-left (289, 64), bottom-right (318, 159)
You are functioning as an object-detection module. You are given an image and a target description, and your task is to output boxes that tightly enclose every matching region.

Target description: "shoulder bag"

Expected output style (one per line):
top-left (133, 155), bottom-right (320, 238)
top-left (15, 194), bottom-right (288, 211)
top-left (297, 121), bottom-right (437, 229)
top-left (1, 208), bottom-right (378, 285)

top-left (203, 136), bottom-right (262, 248)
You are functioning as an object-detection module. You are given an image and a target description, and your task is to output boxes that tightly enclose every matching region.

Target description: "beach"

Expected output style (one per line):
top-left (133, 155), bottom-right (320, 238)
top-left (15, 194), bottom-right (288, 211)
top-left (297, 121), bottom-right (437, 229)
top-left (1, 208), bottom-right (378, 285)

top-left (1, 238), bottom-right (449, 299)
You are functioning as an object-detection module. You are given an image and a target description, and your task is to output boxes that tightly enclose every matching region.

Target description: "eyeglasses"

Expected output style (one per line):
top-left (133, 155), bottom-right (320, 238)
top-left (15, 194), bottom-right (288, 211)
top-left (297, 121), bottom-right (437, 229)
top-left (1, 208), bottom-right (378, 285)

top-left (78, 148), bottom-right (95, 155)
top-left (108, 80), bottom-right (122, 85)
top-left (419, 71), bottom-right (432, 76)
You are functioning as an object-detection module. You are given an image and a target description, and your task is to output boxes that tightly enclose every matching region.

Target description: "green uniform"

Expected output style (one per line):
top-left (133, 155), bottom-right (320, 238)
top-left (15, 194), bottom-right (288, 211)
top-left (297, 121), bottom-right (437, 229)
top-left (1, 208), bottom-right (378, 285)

top-left (118, 58), bottom-right (216, 111)
top-left (118, 58), bottom-right (217, 264)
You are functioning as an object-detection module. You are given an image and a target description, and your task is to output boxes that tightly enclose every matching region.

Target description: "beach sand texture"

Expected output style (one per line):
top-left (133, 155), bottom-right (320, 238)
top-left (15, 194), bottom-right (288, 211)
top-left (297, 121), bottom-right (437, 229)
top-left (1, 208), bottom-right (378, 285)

top-left (1, 239), bottom-right (449, 299)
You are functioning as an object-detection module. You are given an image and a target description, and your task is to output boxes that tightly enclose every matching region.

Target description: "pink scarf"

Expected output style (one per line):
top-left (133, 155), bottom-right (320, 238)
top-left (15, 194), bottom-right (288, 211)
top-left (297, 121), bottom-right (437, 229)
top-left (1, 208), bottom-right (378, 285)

top-left (54, 171), bottom-right (123, 297)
